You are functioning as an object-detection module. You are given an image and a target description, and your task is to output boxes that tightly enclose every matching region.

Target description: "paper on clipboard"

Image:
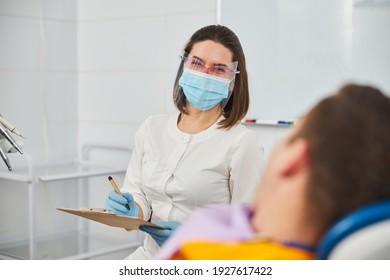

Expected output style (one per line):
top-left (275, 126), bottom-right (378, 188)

top-left (57, 207), bottom-right (165, 230)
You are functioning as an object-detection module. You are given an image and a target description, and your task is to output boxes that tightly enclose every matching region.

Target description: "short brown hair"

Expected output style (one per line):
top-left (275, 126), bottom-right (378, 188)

top-left (173, 25), bottom-right (249, 130)
top-left (295, 84), bottom-right (390, 233)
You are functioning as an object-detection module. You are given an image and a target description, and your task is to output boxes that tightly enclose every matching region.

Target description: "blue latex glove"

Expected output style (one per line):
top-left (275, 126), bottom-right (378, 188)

top-left (104, 190), bottom-right (139, 217)
top-left (139, 221), bottom-right (180, 247)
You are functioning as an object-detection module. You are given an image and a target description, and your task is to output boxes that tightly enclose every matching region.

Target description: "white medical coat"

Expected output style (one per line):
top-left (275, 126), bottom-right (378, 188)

top-left (122, 113), bottom-right (264, 259)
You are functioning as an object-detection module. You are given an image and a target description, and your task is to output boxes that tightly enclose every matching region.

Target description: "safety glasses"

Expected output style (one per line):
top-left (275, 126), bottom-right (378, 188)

top-left (180, 52), bottom-right (239, 80)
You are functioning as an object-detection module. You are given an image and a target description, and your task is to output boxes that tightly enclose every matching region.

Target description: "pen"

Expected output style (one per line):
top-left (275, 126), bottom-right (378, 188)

top-left (252, 119), bottom-right (295, 126)
top-left (277, 120), bottom-right (294, 125)
top-left (0, 115), bottom-right (24, 138)
top-left (0, 124), bottom-right (23, 154)
top-left (0, 145), bottom-right (12, 171)
top-left (108, 176), bottom-right (130, 210)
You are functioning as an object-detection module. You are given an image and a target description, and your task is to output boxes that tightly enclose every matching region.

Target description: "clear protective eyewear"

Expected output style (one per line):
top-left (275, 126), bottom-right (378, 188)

top-left (180, 52), bottom-right (239, 80)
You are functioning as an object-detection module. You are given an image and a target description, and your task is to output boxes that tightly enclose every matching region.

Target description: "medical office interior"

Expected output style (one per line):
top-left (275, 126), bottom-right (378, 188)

top-left (0, 0), bottom-right (389, 260)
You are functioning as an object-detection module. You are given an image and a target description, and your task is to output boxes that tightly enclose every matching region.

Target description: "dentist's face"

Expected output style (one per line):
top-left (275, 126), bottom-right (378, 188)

top-left (188, 40), bottom-right (233, 73)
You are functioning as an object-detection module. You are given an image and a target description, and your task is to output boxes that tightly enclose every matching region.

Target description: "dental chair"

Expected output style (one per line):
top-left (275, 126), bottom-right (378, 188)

top-left (317, 199), bottom-right (390, 260)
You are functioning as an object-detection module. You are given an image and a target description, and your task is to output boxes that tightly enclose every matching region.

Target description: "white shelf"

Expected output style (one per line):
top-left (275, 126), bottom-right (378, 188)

top-left (0, 159), bottom-right (126, 182)
top-left (0, 143), bottom-right (137, 259)
top-left (0, 230), bottom-right (138, 260)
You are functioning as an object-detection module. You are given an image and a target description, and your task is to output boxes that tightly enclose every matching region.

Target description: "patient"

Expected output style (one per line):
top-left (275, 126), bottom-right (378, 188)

top-left (153, 83), bottom-right (390, 260)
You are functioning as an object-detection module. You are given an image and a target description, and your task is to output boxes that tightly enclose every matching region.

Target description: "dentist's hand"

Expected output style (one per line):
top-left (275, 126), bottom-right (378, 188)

top-left (104, 190), bottom-right (139, 217)
top-left (140, 221), bottom-right (180, 247)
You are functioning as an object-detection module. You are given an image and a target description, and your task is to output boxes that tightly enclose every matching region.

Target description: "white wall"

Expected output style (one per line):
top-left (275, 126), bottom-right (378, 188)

top-left (0, 0), bottom-right (79, 257)
top-left (0, 0), bottom-right (219, 259)
top-left (77, 0), bottom-right (217, 151)
top-left (0, 0), bottom-right (78, 163)
top-left (351, 2), bottom-right (390, 90)
top-left (221, 0), bottom-right (390, 121)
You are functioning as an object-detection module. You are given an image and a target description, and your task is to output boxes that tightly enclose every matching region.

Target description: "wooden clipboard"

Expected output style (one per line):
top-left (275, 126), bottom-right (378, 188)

top-left (57, 207), bottom-right (165, 230)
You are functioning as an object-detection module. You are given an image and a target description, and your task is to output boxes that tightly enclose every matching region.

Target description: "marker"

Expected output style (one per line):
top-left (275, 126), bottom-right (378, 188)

top-left (244, 119), bottom-right (295, 126)
top-left (277, 120), bottom-right (294, 125)
top-left (251, 119), bottom-right (295, 126)
top-left (108, 176), bottom-right (130, 210)
top-left (0, 115), bottom-right (25, 138)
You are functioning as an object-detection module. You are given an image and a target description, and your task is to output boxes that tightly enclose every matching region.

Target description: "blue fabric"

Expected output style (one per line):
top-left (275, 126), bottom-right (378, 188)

top-left (105, 190), bottom-right (139, 217)
top-left (140, 221), bottom-right (180, 247)
top-left (317, 199), bottom-right (390, 259)
top-left (178, 69), bottom-right (229, 111)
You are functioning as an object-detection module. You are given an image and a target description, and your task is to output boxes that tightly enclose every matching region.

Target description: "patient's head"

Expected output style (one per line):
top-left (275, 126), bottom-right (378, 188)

top-left (251, 84), bottom-right (390, 246)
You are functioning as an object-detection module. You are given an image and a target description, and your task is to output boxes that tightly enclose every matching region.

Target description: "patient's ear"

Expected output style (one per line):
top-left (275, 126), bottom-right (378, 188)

top-left (280, 138), bottom-right (309, 177)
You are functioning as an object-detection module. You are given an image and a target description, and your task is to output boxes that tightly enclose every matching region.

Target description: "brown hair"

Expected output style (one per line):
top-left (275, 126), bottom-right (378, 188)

top-left (294, 84), bottom-right (390, 233)
top-left (173, 25), bottom-right (249, 129)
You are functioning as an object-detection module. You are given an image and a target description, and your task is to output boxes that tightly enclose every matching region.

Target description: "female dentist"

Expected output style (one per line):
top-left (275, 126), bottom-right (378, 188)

top-left (105, 24), bottom-right (264, 259)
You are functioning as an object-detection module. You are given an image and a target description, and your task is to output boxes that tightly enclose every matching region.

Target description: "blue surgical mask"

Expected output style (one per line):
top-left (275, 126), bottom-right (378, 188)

top-left (178, 69), bottom-right (231, 111)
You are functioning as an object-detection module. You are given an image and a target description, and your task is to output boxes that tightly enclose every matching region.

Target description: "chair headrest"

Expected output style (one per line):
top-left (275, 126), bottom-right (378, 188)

top-left (317, 199), bottom-right (390, 259)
